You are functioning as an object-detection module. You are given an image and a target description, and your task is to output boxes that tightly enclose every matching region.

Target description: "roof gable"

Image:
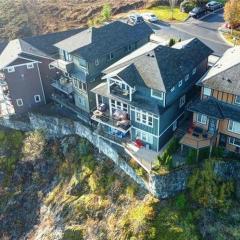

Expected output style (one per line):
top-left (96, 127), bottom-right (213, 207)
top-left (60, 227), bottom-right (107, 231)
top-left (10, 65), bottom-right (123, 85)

top-left (201, 47), bottom-right (240, 95)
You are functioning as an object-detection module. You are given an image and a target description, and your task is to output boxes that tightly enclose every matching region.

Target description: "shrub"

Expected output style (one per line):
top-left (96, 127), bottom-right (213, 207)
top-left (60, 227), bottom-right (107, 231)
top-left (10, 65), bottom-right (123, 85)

top-left (101, 3), bottom-right (112, 21)
top-left (166, 138), bottom-right (180, 155)
top-left (180, 1), bottom-right (195, 13)
top-left (175, 193), bottom-right (187, 209)
top-left (169, 38), bottom-right (176, 47)
top-left (22, 130), bottom-right (46, 160)
top-left (63, 226), bottom-right (83, 240)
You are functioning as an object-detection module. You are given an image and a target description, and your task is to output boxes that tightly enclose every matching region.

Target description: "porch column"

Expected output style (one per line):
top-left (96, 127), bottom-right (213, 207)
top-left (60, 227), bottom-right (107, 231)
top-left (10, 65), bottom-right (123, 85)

top-left (96, 93), bottom-right (99, 108)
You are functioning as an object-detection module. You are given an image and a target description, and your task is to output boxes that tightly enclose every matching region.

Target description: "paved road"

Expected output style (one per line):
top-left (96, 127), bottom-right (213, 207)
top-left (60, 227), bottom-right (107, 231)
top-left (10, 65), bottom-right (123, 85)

top-left (149, 9), bottom-right (230, 56)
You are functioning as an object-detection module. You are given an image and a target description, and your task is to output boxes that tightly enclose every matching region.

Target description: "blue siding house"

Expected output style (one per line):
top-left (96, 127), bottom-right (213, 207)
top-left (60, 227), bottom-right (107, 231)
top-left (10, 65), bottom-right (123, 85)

top-left (91, 39), bottom-right (213, 151)
top-left (49, 21), bottom-right (153, 122)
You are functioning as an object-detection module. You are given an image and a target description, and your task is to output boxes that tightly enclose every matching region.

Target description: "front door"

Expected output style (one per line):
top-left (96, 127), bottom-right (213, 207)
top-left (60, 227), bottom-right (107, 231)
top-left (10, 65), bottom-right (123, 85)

top-left (208, 118), bottom-right (217, 134)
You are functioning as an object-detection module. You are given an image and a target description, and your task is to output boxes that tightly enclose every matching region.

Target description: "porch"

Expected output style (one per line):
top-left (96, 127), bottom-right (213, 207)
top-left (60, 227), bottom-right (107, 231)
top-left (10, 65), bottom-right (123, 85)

top-left (110, 83), bottom-right (131, 101)
top-left (49, 59), bottom-right (73, 73)
top-left (91, 107), bottom-right (131, 134)
top-left (51, 77), bottom-right (73, 95)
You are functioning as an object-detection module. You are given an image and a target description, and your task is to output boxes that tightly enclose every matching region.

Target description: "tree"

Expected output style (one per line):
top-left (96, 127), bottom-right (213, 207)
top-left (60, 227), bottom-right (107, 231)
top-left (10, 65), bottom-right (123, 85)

top-left (224, 0), bottom-right (240, 32)
top-left (101, 3), bottom-right (112, 21)
top-left (169, 0), bottom-right (177, 19)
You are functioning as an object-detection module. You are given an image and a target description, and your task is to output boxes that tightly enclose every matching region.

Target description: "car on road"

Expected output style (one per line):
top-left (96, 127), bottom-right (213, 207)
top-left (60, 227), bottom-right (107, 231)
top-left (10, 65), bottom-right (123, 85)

top-left (206, 1), bottom-right (223, 11)
top-left (142, 13), bottom-right (158, 22)
top-left (127, 14), bottom-right (144, 25)
top-left (189, 6), bottom-right (207, 18)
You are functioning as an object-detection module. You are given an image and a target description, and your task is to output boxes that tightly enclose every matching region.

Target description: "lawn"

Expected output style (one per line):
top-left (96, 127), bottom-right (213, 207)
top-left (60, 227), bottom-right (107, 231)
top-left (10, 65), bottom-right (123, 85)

top-left (139, 6), bottom-right (189, 22)
top-left (223, 30), bottom-right (240, 46)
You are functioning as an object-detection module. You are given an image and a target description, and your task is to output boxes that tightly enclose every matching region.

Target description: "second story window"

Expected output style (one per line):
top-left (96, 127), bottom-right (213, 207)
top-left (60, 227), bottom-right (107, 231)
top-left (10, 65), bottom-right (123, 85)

top-left (203, 87), bottom-right (212, 97)
top-left (185, 74), bottom-right (189, 81)
top-left (179, 95), bottom-right (186, 108)
top-left (135, 110), bottom-right (153, 127)
top-left (178, 80), bottom-right (182, 87)
top-left (7, 66), bottom-right (15, 73)
top-left (27, 63), bottom-right (34, 69)
top-left (107, 52), bottom-right (114, 61)
top-left (228, 120), bottom-right (240, 134)
top-left (235, 96), bottom-right (240, 105)
top-left (196, 113), bottom-right (207, 125)
top-left (34, 95), bottom-right (41, 103)
top-left (151, 89), bottom-right (164, 100)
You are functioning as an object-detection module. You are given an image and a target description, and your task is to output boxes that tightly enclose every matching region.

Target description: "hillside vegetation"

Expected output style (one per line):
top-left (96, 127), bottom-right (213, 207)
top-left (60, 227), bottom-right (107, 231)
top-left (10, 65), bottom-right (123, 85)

top-left (0, 128), bottom-right (239, 239)
top-left (0, 0), bottom-right (151, 40)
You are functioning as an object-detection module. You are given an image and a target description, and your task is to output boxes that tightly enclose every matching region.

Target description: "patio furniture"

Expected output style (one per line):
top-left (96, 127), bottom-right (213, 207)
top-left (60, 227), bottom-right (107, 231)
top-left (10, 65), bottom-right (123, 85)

top-left (193, 127), bottom-right (204, 134)
top-left (192, 132), bottom-right (199, 138)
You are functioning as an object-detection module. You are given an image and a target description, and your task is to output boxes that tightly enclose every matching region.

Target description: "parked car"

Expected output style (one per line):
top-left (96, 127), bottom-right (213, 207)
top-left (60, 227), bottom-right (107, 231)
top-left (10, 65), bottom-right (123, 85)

top-left (142, 13), bottom-right (158, 22)
top-left (189, 6), bottom-right (207, 18)
top-left (206, 1), bottom-right (223, 11)
top-left (127, 14), bottom-right (144, 25)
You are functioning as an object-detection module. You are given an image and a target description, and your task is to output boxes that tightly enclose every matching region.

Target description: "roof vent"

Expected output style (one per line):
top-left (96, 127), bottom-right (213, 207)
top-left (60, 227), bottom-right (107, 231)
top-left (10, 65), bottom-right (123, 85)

top-left (227, 78), bottom-right (232, 83)
top-left (147, 53), bottom-right (151, 57)
top-left (151, 55), bottom-right (155, 58)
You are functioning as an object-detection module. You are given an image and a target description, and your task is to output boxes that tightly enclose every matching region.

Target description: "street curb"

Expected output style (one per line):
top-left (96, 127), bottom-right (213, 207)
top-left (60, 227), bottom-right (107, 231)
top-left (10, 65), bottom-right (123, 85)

top-left (218, 27), bottom-right (234, 46)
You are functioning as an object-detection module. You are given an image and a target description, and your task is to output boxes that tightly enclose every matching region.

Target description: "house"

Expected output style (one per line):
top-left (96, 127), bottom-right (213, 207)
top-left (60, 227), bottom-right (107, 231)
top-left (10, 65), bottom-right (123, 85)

top-left (0, 29), bottom-right (83, 116)
top-left (50, 21), bottom-right (153, 122)
top-left (180, 47), bottom-right (240, 154)
top-left (91, 38), bottom-right (213, 152)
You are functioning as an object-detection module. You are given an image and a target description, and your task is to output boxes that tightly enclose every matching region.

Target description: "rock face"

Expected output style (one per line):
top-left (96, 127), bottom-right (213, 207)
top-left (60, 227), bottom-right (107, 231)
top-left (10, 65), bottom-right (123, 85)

top-left (1, 113), bottom-right (240, 200)
top-left (149, 167), bottom-right (191, 198)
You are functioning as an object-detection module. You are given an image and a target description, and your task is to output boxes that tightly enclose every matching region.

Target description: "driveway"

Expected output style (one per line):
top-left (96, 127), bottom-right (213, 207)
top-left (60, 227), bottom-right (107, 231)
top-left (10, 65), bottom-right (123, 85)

top-left (149, 9), bottom-right (230, 56)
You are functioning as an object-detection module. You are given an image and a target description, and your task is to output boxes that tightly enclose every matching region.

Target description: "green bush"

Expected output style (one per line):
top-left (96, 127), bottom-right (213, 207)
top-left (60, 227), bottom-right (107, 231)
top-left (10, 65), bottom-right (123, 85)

top-left (63, 226), bottom-right (83, 240)
top-left (180, 1), bottom-right (195, 13)
top-left (166, 138), bottom-right (180, 155)
top-left (175, 193), bottom-right (187, 209)
top-left (169, 38), bottom-right (176, 47)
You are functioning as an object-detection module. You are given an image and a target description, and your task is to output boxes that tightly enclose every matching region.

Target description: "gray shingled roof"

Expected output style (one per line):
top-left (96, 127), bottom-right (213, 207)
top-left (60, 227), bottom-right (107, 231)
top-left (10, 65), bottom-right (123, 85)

top-left (0, 39), bottom-right (50, 69)
top-left (23, 28), bottom-right (85, 56)
top-left (201, 47), bottom-right (240, 95)
top-left (188, 98), bottom-right (240, 122)
top-left (54, 21), bottom-right (153, 60)
top-left (0, 41), bottom-right (7, 55)
top-left (103, 38), bottom-right (213, 92)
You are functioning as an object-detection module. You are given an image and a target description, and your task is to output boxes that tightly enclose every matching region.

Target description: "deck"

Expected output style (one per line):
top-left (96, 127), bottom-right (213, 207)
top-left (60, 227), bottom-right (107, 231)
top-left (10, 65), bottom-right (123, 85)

top-left (180, 132), bottom-right (213, 149)
top-left (51, 79), bottom-right (73, 95)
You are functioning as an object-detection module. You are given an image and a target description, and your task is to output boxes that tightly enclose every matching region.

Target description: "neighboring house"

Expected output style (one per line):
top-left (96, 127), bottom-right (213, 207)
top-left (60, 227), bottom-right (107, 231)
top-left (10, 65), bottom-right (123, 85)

top-left (91, 38), bottom-right (213, 151)
top-left (50, 21), bottom-right (153, 122)
top-left (0, 29), bottom-right (83, 116)
top-left (180, 47), bottom-right (240, 154)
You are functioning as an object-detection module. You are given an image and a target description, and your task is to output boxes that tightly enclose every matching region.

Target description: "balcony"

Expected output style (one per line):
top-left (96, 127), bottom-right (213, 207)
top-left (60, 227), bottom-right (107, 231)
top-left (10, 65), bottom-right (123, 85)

top-left (50, 59), bottom-right (73, 73)
top-left (180, 126), bottom-right (216, 150)
top-left (91, 105), bottom-right (131, 134)
top-left (110, 83), bottom-right (131, 100)
top-left (51, 78), bottom-right (73, 95)
top-left (51, 93), bottom-right (90, 121)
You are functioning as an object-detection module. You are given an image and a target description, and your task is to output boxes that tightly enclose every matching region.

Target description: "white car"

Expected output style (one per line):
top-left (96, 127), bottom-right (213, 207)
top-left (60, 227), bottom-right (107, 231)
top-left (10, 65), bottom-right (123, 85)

top-left (142, 13), bottom-right (158, 22)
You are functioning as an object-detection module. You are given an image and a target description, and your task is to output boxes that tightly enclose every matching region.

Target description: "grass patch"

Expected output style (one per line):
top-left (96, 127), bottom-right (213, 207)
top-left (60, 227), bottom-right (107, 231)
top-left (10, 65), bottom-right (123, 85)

top-left (223, 30), bottom-right (240, 46)
top-left (139, 6), bottom-right (188, 22)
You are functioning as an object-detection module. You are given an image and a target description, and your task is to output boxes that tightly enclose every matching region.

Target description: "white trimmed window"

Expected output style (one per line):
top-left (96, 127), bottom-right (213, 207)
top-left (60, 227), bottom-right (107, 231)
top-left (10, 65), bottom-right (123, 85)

top-left (151, 89), bottom-right (164, 100)
top-left (49, 64), bottom-right (55, 70)
top-left (171, 87), bottom-right (175, 92)
top-left (34, 95), bottom-right (41, 103)
top-left (203, 87), bottom-right (212, 96)
top-left (179, 95), bottom-right (186, 108)
top-left (7, 66), bottom-right (15, 73)
top-left (196, 113), bottom-right (207, 125)
top-left (228, 120), bottom-right (240, 134)
top-left (135, 110), bottom-right (153, 127)
top-left (72, 78), bottom-right (87, 92)
top-left (192, 68), bottom-right (197, 75)
top-left (185, 74), bottom-right (189, 81)
top-left (228, 137), bottom-right (240, 147)
top-left (235, 96), bottom-right (240, 105)
top-left (111, 99), bottom-right (128, 112)
top-left (178, 80), bottom-right (182, 87)
top-left (95, 58), bottom-right (99, 66)
top-left (27, 63), bottom-right (34, 69)
top-left (136, 129), bottom-right (153, 144)
top-left (16, 98), bottom-right (23, 106)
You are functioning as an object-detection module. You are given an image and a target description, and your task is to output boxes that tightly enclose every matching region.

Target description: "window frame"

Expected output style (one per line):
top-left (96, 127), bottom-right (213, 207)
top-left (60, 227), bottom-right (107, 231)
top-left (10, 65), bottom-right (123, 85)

top-left (27, 63), bottom-right (34, 69)
top-left (179, 95), bottom-right (186, 108)
top-left (196, 113), bottom-right (207, 125)
top-left (7, 66), bottom-right (15, 73)
top-left (185, 74), bottom-right (189, 82)
top-left (151, 89), bottom-right (164, 100)
top-left (135, 129), bottom-right (153, 144)
top-left (203, 87), bottom-right (212, 96)
top-left (34, 95), bottom-right (41, 103)
top-left (228, 120), bottom-right (240, 134)
top-left (16, 98), bottom-right (23, 107)
top-left (95, 58), bottom-right (99, 66)
top-left (135, 110), bottom-right (153, 127)
top-left (178, 80), bottom-right (183, 87)
top-left (228, 137), bottom-right (240, 147)
top-left (235, 95), bottom-right (240, 105)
